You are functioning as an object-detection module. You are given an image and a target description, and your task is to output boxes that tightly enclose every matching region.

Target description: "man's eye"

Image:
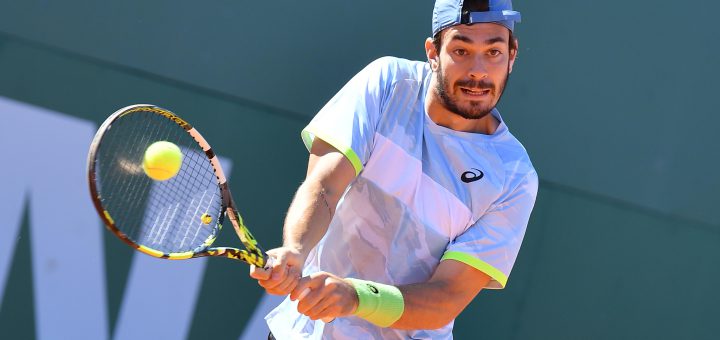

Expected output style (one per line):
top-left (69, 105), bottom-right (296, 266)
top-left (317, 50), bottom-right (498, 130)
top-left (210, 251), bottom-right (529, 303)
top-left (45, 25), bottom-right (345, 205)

top-left (488, 49), bottom-right (502, 56)
top-left (454, 49), bottom-right (468, 56)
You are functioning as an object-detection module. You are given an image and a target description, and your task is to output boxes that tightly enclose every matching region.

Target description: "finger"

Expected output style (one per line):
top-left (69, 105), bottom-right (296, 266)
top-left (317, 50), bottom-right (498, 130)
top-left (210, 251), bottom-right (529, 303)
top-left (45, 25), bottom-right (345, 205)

top-left (263, 287), bottom-right (291, 296)
top-left (305, 294), bottom-right (338, 320)
top-left (269, 258), bottom-right (288, 282)
top-left (257, 270), bottom-right (288, 291)
top-left (267, 275), bottom-right (298, 295)
top-left (296, 287), bottom-right (326, 315)
top-left (276, 265), bottom-right (301, 291)
top-left (249, 264), bottom-right (271, 280)
top-left (274, 274), bottom-right (299, 294)
top-left (299, 287), bottom-right (311, 300)
top-left (308, 299), bottom-right (336, 323)
top-left (262, 269), bottom-right (296, 295)
top-left (290, 275), bottom-right (318, 300)
top-left (301, 289), bottom-right (334, 323)
top-left (263, 264), bottom-right (290, 290)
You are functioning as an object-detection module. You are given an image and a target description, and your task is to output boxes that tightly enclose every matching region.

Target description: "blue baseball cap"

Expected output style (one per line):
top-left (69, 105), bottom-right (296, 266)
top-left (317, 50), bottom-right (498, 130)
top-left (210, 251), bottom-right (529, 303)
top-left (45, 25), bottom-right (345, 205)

top-left (432, 0), bottom-right (521, 36)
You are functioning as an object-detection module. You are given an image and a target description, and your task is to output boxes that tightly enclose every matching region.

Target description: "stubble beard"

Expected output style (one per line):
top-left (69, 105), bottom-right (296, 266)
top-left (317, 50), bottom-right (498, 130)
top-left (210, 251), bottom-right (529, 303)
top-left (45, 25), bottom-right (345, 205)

top-left (434, 61), bottom-right (510, 120)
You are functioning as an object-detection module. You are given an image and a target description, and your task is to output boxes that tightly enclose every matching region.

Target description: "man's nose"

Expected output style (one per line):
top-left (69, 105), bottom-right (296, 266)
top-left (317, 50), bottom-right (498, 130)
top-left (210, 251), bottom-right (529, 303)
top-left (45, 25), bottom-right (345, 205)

top-left (468, 58), bottom-right (489, 79)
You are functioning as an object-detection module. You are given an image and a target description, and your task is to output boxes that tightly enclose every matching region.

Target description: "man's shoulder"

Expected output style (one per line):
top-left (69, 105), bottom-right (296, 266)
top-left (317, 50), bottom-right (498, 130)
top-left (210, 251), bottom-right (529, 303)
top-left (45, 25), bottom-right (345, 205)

top-left (494, 132), bottom-right (538, 185)
top-left (369, 56), bottom-right (426, 68)
top-left (365, 56), bottom-right (429, 83)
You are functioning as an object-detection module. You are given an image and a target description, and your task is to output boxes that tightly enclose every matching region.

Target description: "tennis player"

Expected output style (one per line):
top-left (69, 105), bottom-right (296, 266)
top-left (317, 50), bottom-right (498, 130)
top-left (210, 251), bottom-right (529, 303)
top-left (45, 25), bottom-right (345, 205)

top-left (250, 0), bottom-right (537, 338)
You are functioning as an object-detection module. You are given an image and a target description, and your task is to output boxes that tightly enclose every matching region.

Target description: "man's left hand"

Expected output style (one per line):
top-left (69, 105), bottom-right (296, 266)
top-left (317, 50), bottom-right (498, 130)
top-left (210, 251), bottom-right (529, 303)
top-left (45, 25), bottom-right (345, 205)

top-left (290, 271), bottom-right (359, 321)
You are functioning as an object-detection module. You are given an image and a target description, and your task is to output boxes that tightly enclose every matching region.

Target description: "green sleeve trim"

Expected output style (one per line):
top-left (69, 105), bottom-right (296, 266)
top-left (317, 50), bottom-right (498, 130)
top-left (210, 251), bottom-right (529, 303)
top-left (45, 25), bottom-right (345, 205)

top-left (301, 127), bottom-right (363, 176)
top-left (346, 278), bottom-right (405, 328)
top-left (441, 251), bottom-right (508, 288)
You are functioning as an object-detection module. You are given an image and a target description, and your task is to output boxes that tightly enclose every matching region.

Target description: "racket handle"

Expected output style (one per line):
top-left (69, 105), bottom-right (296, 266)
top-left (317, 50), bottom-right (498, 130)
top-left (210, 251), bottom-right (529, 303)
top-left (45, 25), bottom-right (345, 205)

top-left (263, 255), bottom-right (274, 270)
top-left (298, 288), bottom-right (334, 323)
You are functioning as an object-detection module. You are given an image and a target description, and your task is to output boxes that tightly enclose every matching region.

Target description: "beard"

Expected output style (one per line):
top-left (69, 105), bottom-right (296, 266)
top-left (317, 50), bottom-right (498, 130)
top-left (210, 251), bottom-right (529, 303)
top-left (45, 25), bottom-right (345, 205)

top-left (434, 61), bottom-right (510, 120)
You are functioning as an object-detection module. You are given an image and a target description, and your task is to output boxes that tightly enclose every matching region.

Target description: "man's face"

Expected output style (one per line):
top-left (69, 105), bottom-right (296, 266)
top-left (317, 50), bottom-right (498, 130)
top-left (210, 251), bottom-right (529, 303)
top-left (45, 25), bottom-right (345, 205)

top-left (431, 23), bottom-right (516, 120)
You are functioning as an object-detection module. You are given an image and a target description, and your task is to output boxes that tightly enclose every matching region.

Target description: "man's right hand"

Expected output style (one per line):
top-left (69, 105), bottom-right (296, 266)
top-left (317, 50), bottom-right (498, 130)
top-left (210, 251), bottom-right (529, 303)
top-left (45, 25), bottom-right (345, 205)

top-left (249, 247), bottom-right (306, 296)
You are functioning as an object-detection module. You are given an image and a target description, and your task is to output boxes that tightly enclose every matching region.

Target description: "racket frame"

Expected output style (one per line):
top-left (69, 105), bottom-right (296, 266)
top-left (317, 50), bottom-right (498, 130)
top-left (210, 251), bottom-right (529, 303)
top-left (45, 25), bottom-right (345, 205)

top-left (87, 104), bottom-right (269, 267)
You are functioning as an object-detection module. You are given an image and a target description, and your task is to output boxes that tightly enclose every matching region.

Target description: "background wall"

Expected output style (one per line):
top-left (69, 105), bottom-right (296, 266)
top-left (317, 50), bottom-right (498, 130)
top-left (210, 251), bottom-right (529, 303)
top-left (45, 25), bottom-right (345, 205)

top-left (1, 1), bottom-right (718, 339)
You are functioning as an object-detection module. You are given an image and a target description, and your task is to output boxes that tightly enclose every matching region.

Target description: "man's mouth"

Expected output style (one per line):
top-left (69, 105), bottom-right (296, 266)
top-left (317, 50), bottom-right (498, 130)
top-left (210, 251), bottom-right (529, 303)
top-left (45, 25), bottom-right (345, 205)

top-left (460, 88), bottom-right (491, 96)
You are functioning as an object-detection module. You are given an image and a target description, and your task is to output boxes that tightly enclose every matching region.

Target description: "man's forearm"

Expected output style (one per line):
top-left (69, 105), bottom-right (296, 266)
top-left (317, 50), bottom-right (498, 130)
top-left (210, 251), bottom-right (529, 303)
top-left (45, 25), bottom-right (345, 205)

top-left (391, 281), bottom-right (467, 330)
top-left (282, 180), bottom-right (336, 257)
top-left (282, 140), bottom-right (356, 258)
top-left (382, 260), bottom-right (491, 330)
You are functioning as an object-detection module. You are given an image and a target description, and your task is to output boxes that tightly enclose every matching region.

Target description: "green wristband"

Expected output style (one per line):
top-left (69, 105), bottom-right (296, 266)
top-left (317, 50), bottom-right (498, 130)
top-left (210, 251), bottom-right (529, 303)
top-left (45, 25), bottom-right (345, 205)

top-left (346, 278), bottom-right (405, 327)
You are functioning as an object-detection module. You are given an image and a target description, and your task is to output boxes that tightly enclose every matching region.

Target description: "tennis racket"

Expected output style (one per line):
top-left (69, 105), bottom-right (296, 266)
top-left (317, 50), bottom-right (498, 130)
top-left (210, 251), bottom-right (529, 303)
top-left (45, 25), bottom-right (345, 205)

top-left (87, 104), bottom-right (271, 268)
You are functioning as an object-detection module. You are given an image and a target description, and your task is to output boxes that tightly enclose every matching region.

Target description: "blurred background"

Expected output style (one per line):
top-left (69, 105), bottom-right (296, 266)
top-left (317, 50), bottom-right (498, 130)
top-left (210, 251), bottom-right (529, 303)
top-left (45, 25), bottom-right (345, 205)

top-left (1, 0), bottom-right (718, 339)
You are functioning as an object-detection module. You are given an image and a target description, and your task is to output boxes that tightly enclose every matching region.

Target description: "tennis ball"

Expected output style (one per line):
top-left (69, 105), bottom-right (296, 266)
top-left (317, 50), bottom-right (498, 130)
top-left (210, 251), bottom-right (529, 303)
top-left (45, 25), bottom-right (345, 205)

top-left (200, 213), bottom-right (212, 225)
top-left (142, 141), bottom-right (183, 181)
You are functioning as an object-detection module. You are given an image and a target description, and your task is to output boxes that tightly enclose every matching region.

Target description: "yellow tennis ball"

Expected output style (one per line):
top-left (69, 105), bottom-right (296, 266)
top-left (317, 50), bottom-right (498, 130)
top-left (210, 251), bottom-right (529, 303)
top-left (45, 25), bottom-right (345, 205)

top-left (142, 141), bottom-right (183, 181)
top-left (200, 213), bottom-right (212, 225)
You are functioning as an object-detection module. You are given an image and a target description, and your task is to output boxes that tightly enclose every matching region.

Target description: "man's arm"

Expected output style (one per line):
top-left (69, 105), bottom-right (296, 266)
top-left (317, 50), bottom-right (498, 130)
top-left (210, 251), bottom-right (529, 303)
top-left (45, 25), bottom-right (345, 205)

top-left (249, 138), bottom-right (356, 295)
top-left (291, 258), bottom-right (491, 330)
top-left (392, 259), bottom-right (491, 329)
top-left (283, 138), bottom-right (356, 255)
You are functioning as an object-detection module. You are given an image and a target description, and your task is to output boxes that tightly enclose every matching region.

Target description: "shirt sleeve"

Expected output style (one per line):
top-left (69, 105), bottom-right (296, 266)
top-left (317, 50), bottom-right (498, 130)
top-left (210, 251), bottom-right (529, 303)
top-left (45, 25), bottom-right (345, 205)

top-left (441, 170), bottom-right (539, 289)
top-left (301, 57), bottom-right (395, 176)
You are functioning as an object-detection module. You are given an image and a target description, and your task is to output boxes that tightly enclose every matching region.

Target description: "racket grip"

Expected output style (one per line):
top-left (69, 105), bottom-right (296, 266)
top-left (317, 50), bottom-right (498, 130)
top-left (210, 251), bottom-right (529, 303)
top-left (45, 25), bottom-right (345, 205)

top-left (298, 288), bottom-right (334, 323)
top-left (263, 255), bottom-right (274, 270)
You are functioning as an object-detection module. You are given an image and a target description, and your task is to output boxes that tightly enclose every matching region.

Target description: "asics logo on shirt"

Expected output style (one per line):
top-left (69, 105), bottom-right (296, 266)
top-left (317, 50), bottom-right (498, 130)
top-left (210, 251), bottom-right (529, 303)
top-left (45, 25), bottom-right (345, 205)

top-left (461, 168), bottom-right (484, 183)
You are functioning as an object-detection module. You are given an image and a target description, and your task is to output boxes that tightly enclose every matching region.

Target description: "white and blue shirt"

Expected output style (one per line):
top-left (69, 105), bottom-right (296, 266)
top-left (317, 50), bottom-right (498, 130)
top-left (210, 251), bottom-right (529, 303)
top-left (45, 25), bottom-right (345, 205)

top-left (266, 57), bottom-right (538, 339)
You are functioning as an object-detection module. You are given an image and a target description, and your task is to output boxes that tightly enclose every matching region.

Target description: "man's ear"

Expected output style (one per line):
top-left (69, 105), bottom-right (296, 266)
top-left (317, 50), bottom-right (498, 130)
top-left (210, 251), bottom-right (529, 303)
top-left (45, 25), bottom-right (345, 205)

top-left (509, 37), bottom-right (519, 73)
top-left (425, 37), bottom-right (439, 71)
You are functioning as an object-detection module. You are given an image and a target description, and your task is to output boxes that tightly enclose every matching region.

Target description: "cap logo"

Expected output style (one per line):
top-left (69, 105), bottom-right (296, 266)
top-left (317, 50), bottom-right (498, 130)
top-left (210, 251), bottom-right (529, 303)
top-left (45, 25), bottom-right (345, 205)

top-left (461, 0), bottom-right (490, 24)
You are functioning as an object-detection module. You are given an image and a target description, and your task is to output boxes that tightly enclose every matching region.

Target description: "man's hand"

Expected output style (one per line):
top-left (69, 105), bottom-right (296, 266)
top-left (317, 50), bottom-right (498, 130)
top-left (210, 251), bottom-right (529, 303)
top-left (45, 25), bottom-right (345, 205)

top-left (249, 247), bottom-right (305, 295)
top-left (290, 271), bottom-right (359, 321)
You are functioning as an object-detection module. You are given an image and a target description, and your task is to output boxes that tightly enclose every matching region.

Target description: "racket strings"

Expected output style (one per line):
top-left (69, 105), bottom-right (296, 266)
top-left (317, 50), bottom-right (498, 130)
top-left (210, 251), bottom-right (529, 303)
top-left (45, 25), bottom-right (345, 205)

top-left (100, 113), bottom-right (165, 242)
top-left (100, 115), bottom-right (155, 234)
top-left (140, 115), bottom-right (218, 251)
top-left (141, 116), bottom-right (221, 252)
top-left (141, 117), bottom-right (191, 244)
top-left (115, 115), bottom-right (170, 241)
top-left (95, 110), bottom-right (222, 254)
top-left (175, 145), bottom-right (220, 249)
